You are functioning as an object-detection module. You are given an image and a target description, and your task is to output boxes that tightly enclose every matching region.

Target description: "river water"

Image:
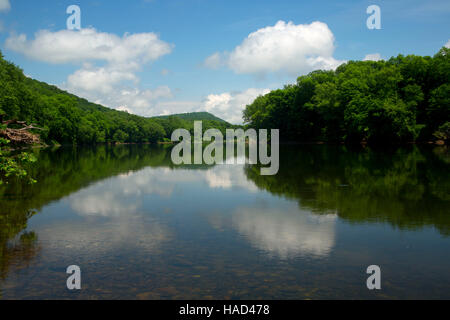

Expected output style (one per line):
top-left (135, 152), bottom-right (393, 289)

top-left (0, 144), bottom-right (449, 299)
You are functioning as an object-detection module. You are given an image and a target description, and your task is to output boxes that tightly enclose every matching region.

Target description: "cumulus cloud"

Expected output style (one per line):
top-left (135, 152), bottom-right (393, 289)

top-left (363, 53), bottom-right (382, 61)
top-left (116, 106), bottom-right (133, 114)
top-left (65, 64), bottom-right (174, 116)
top-left (0, 0), bottom-right (10, 12)
top-left (445, 40), bottom-right (450, 48)
top-left (5, 28), bottom-right (172, 64)
top-left (201, 88), bottom-right (271, 124)
top-left (205, 20), bottom-right (344, 76)
top-left (6, 28), bottom-right (173, 115)
top-left (64, 74), bottom-right (173, 115)
top-left (151, 100), bottom-right (200, 117)
top-left (67, 65), bottom-right (138, 95)
top-left (116, 86), bottom-right (173, 108)
top-left (135, 87), bottom-right (269, 123)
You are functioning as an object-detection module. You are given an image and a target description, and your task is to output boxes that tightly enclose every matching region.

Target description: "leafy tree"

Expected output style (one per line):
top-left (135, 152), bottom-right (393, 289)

top-left (112, 129), bottom-right (129, 143)
top-left (0, 51), bottom-right (235, 147)
top-left (244, 48), bottom-right (450, 144)
top-left (0, 138), bottom-right (37, 185)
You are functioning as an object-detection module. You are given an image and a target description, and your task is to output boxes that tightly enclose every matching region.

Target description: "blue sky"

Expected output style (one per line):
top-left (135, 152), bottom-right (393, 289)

top-left (0, 0), bottom-right (449, 123)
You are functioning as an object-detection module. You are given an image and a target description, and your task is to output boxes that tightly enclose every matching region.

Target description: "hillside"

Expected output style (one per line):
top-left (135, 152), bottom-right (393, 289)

top-left (154, 112), bottom-right (230, 124)
top-left (0, 51), bottom-right (234, 145)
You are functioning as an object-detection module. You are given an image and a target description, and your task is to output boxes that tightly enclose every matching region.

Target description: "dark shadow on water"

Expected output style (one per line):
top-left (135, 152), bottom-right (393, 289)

top-left (245, 144), bottom-right (450, 236)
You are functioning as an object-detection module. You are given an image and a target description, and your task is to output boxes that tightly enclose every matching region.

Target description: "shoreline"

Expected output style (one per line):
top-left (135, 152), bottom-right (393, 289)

top-left (3, 139), bottom-right (447, 152)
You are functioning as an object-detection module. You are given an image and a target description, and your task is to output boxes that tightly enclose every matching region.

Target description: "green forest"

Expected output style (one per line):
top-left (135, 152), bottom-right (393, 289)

top-left (0, 50), bottom-right (238, 184)
top-left (0, 50), bottom-right (232, 146)
top-left (1, 48), bottom-right (449, 185)
top-left (153, 111), bottom-right (230, 124)
top-left (2, 48), bottom-right (448, 147)
top-left (244, 48), bottom-right (449, 144)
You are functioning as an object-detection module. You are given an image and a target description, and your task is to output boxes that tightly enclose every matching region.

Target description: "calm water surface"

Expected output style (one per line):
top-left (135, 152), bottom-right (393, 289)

top-left (0, 144), bottom-right (449, 299)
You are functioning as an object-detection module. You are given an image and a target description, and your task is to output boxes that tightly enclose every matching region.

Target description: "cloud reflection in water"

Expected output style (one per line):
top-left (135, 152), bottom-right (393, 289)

top-left (232, 203), bottom-right (337, 259)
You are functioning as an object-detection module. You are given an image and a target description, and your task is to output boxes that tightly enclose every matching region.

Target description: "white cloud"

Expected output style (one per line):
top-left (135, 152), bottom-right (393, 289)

top-left (131, 87), bottom-right (270, 123)
top-left (363, 53), bottom-right (382, 61)
top-left (116, 106), bottom-right (132, 113)
top-left (65, 78), bottom-right (174, 116)
top-left (67, 65), bottom-right (138, 95)
top-left (205, 20), bottom-right (344, 76)
top-left (445, 40), bottom-right (450, 48)
top-left (137, 87), bottom-right (270, 123)
top-left (201, 88), bottom-right (271, 124)
top-left (63, 75), bottom-right (174, 117)
top-left (6, 28), bottom-right (174, 115)
top-left (115, 87), bottom-right (173, 112)
top-left (0, 0), bottom-right (10, 12)
top-left (151, 100), bottom-right (200, 117)
top-left (5, 28), bottom-right (172, 64)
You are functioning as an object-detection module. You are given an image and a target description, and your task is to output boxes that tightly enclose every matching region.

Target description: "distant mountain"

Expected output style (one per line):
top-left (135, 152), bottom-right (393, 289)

top-left (153, 112), bottom-right (230, 125)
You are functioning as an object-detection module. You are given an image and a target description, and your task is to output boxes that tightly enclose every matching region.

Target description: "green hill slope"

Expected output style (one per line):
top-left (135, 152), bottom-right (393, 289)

top-left (0, 51), bottom-right (235, 145)
top-left (154, 112), bottom-right (230, 124)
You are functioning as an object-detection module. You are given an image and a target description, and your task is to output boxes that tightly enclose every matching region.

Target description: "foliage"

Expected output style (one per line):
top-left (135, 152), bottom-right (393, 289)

top-left (0, 138), bottom-right (37, 185)
top-left (243, 48), bottom-right (450, 144)
top-left (0, 51), bottom-right (234, 146)
top-left (153, 112), bottom-right (230, 124)
top-left (433, 122), bottom-right (450, 142)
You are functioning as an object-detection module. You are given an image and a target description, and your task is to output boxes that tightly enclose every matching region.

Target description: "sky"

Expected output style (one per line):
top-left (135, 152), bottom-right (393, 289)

top-left (0, 0), bottom-right (449, 124)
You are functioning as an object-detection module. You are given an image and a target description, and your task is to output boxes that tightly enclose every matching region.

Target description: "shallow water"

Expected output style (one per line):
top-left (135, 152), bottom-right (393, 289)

top-left (0, 144), bottom-right (449, 299)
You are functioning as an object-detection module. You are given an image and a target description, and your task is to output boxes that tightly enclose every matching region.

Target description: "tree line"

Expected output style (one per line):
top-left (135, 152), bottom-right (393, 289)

top-left (0, 51), bottom-right (234, 146)
top-left (0, 51), bottom-right (240, 184)
top-left (243, 48), bottom-right (449, 144)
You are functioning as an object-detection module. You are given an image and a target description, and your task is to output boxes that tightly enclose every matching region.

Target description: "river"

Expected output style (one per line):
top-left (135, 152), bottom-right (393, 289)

top-left (0, 144), bottom-right (449, 299)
